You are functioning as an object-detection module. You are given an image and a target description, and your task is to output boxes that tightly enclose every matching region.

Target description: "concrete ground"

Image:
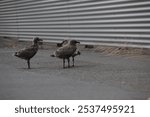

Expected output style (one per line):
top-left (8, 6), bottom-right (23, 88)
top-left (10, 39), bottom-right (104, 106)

top-left (0, 47), bottom-right (150, 100)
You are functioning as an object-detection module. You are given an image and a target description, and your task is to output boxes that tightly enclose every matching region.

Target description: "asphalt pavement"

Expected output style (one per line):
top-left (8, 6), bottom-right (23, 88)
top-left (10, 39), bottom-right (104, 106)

top-left (0, 48), bottom-right (150, 100)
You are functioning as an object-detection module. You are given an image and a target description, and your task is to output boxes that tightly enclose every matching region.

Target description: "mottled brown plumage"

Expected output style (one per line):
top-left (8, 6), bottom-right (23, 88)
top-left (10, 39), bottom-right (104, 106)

top-left (51, 40), bottom-right (80, 68)
top-left (14, 37), bottom-right (43, 69)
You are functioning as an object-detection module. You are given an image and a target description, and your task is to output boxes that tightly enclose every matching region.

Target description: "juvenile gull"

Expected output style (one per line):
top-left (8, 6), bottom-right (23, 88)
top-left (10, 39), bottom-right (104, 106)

top-left (14, 37), bottom-right (43, 69)
top-left (57, 40), bottom-right (81, 67)
top-left (51, 40), bottom-right (80, 68)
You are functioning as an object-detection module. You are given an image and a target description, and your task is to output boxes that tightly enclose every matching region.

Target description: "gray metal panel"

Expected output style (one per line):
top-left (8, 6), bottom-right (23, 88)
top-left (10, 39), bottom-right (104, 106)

top-left (0, 0), bottom-right (150, 48)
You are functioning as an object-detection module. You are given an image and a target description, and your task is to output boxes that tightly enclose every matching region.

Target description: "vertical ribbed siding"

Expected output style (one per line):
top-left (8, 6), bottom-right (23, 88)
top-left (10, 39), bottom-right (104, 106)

top-left (0, 0), bottom-right (150, 48)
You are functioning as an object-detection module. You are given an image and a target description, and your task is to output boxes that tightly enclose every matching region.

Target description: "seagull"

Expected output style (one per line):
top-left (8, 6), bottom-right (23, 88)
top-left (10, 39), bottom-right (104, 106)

top-left (57, 40), bottom-right (81, 67)
top-left (51, 40), bottom-right (80, 68)
top-left (14, 37), bottom-right (43, 69)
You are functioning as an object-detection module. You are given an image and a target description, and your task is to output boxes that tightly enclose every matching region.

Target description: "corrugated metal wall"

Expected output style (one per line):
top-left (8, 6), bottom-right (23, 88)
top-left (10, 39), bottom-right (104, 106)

top-left (0, 0), bottom-right (150, 48)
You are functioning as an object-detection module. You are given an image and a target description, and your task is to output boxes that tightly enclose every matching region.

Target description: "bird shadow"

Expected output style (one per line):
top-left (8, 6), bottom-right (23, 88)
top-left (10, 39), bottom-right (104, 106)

top-left (16, 62), bottom-right (96, 71)
top-left (18, 66), bottom-right (50, 70)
